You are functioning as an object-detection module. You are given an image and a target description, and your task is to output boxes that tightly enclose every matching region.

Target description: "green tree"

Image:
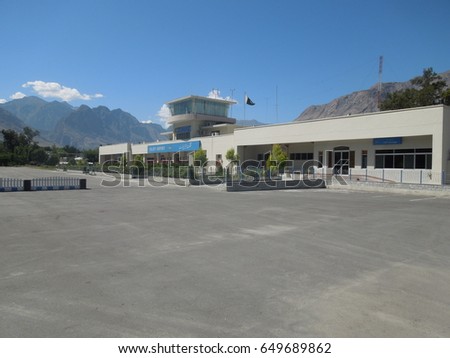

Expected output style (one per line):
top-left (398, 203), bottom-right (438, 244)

top-left (82, 148), bottom-right (99, 163)
top-left (23, 126), bottom-right (39, 146)
top-left (193, 149), bottom-right (208, 166)
top-left (63, 145), bottom-right (79, 154)
top-left (266, 144), bottom-right (288, 173)
top-left (381, 67), bottom-right (448, 110)
top-left (46, 154), bottom-right (60, 166)
top-left (29, 147), bottom-right (48, 164)
top-left (442, 89), bottom-right (450, 106)
top-left (225, 147), bottom-right (239, 176)
top-left (1, 129), bottom-right (21, 152)
top-left (225, 148), bottom-right (239, 162)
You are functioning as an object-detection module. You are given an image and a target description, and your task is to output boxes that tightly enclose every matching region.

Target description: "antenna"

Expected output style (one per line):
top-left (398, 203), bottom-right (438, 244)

top-left (378, 55), bottom-right (384, 110)
top-left (230, 88), bottom-right (235, 118)
top-left (275, 85), bottom-right (279, 122)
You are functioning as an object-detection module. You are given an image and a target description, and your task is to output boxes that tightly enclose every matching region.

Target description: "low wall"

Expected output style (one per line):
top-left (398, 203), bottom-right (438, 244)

top-left (226, 179), bottom-right (326, 192)
top-left (0, 177), bottom-right (87, 192)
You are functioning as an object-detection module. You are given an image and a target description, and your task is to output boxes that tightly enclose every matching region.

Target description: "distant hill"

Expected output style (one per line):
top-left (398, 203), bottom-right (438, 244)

top-left (0, 96), bottom-right (73, 131)
top-left (0, 108), bottom-right (27, 133)
top-left (0, 107), bottom-right (55, 147)
top-left (295, 70), bottom-right (450, 121)
top-left (0, 97), bottom-right (165, 149)
top-left (51, 105), bottom-right (165, 149)
top-left (236, 119), bottom-right (265, 127)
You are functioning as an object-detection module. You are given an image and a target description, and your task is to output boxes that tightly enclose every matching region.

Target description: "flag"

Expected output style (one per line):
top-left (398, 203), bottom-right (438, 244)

top-left (245, 95), bottom-right (255, 106)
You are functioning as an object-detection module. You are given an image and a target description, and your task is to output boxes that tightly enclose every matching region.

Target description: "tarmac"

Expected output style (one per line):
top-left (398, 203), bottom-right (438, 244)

top-left (1, 167), bottom-right (450, 337)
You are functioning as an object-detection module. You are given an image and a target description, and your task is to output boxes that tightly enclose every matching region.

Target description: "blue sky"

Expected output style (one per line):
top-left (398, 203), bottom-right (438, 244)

top-left (1, 0), bottom-right (449, 126)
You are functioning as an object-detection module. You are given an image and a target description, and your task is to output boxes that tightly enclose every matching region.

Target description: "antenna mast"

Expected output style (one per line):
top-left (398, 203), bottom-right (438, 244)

top-left (230, 88), bottom-right (235, 118)
top-left (275, 85), bottom-right (279, 122)
top-left (377, 55), bottom-right (384, 110)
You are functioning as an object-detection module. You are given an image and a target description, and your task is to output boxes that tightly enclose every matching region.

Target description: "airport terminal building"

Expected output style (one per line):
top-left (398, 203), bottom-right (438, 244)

top-left (99, 95), bottom-right (450, 185)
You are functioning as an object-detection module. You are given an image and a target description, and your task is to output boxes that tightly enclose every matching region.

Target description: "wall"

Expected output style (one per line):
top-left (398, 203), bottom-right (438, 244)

top-left (234, 105), bottom-right (445, 172)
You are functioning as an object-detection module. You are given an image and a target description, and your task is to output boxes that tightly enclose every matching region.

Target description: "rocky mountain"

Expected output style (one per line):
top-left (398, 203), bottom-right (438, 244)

top-left (0, 97), bottom-right (165, 149)
top-left (0, 107), bottom-right (55, 147)
top-left (51, 105), bottom-right (164, 149)
top-left (295, 70), bottom-right (450, 121)
top-left (0, 96), bottom-right (73, 131)
top-left (236, 119), bottom-right (265, 127)
top-left (0, 108), bottom-right (26, 132)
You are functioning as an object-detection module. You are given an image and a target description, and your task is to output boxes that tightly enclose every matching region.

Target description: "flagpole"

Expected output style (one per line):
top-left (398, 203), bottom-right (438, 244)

top-left (244, 92), bottom-right (246, 120)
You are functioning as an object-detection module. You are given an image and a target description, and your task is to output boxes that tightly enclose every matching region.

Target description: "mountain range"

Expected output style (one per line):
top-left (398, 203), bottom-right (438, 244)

top-left (0, 96), bottom-right (165, 149)
top-left (2, 71), bottom-right (449, 149)
top-left (295, 70), bottom-right (450, 121)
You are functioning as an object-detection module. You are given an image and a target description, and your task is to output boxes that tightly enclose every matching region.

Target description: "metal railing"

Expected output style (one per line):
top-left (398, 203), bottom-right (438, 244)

top-left (291, 168), bottom-right (448, 186)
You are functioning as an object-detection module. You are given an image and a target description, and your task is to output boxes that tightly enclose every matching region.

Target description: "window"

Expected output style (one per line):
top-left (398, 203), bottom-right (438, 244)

top-left (375, 148), bottom-right (432, 169)
top-left (176, 132), bottom-right (190, 140)
top-left (318, 151), bottom-right (323, 168)
top-left (350, 151), bottom-right (355, 168)
top-left (289, 152), bottom-right (314, 161)
top-left (361, 150), bottom-right (368, 169)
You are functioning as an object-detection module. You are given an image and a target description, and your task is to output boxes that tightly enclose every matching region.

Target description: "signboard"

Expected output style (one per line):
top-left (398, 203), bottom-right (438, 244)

top-left (373, 137), bottom-right (403, 145)
top-left (148, 140), bottom-right (201, 153)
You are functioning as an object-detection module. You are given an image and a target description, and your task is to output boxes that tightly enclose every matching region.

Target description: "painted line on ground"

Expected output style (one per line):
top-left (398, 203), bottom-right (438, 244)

top-left (409, 197), bottom-right (437, 202)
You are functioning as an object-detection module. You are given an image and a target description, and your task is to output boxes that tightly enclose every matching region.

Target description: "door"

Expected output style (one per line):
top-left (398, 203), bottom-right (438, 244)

top-left (334, 150), bottom-right (350, 175)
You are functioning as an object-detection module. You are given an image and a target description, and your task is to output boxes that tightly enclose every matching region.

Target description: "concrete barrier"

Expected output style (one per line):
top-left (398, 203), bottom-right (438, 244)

top-left (226, 178), bottom-right (326, 192)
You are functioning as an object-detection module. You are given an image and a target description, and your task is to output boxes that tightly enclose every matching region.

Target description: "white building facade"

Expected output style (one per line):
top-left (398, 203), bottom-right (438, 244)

top-left (99, 96), bottom-right (450, 185)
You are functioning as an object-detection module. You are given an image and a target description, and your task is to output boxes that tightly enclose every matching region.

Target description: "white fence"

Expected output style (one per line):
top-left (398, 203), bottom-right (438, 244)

top-left (291, 168), bottom-right (447, 186)
top-left (31, 177), bottom-right (81, 190)
top-left (0, 178), bottom-right (24, 191)
top-left (347, 169), bottom-right (444, 185)
top-left (0, 177), bottom-right (85, 192)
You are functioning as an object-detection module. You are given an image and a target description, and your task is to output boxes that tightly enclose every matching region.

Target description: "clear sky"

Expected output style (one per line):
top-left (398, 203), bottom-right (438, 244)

top-left (1, 0), bottom-right (449, 127)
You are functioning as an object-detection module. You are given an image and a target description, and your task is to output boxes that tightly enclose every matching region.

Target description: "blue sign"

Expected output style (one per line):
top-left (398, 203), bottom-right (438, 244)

top-left (148, 140), bottom-right (201, 153)
top-left (373, 137), bottom-right (403, 145)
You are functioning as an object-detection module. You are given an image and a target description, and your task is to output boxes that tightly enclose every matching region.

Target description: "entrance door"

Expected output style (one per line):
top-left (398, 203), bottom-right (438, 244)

top-left (334, 149), bottom-right (350, 175)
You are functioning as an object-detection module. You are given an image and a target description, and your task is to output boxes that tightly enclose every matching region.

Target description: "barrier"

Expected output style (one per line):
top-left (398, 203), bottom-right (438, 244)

top-left (0, 178), bottom-right (24, 192)
top-left (0, 177), bottom-right (87, 192)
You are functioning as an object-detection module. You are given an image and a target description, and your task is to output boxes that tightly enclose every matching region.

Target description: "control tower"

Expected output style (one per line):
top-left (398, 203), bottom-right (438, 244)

top-left (165, 95), bottom-right (236, 140)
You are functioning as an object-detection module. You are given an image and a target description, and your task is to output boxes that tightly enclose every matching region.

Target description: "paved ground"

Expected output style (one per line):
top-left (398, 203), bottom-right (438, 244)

top-left (1, 167), bottom-right (450, 337)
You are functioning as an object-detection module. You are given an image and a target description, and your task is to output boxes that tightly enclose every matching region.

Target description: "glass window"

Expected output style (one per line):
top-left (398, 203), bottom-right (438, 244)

top-left (375, 155), bottom-right (383, 168)
top-left (394, 155), bottom-right (404, 168)
top-left (384, 155), bottom-right (394, 168)
top-left (416, 148), bottom-right (432, 153)
top-left (415, 154), bottom-right (426, 169)
top-left (426, 154), bottom-right (432, 169)
top-left (361, 150), bottom-right (368, 169)
top-left (350, 151), bottom-right (355, 168)
top-left (404, 155), bottom-right (414, 169)
top-left (289, 153), bottom-right (295, 160)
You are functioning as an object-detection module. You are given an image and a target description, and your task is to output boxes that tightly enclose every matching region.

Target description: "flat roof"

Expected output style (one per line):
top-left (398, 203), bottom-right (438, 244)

top-left (166, 95), bottom-right (237, 105)
top-left (234, 104), bottom-right (447, 132)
